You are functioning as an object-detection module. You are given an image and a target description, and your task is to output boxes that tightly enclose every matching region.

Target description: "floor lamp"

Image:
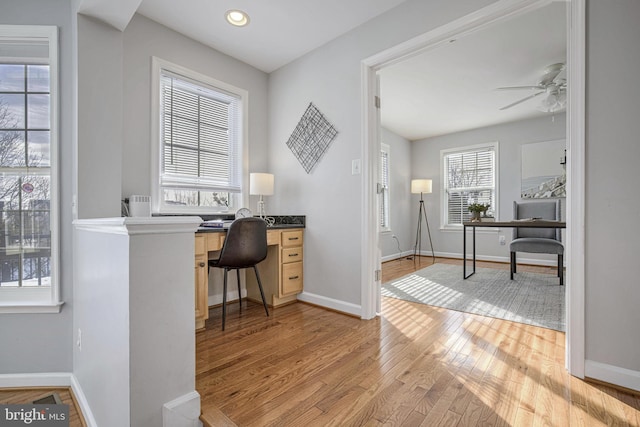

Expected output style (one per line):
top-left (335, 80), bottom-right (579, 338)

top-left (411, 179), bottom-right (435, 264)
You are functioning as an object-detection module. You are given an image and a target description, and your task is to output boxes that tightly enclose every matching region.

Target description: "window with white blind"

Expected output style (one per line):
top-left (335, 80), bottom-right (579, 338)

top-left (0, 25), bottom-right (59, 312)
top-left (379, 143), bottom-right (390, 231)
top-left (442, 143), bottom-right (498, 227)
top-left (151, 57), bottom-right (247, 214)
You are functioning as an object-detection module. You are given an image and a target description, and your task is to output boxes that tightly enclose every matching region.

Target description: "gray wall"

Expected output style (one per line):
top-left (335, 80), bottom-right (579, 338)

top-left (380, 128), bottom-right (412, 260)
top-left (411, 114), bottom-right (566, 263)
top-left (0, 0), bottom-right (73, 374)
top-left (585, 0), bottom-right (640, 375)
top-left (122, 13), bottom-right (269, 202)
top-left (268, 0), bottom-right (495, 307)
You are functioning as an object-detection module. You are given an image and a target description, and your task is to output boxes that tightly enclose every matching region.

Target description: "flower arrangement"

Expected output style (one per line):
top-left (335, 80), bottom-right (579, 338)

top-left (468, 203), bottom-right (490, 213)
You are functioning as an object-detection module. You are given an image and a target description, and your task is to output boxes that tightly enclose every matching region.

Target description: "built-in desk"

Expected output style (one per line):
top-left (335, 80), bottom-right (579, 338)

top-left (194, 225), bottom-right (304, 330)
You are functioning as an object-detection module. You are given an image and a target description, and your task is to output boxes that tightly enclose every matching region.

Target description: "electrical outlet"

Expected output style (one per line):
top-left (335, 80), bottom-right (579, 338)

top-left (77, 328), bottom-right (82, 351)
top-left (499, 235), bottom-right (506, 246)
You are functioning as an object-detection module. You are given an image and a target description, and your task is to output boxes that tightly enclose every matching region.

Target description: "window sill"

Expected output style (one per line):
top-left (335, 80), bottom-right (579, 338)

top-left (0, 301), bottom-right (64, 314)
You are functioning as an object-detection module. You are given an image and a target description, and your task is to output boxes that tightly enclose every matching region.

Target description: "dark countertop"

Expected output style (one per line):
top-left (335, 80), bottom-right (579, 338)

top-left (197, 223), bottom-right (304, 233)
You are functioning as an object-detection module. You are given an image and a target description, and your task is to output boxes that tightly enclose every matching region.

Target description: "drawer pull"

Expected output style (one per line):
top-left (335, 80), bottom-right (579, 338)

top-left (288, 253), bottom-right (299, 257)
top-left (288, 237), bottom-right (299, 241)
top-left (199, 262), bottom-right (206, 268)
top-left (288, 275), bottom-right (299, 280)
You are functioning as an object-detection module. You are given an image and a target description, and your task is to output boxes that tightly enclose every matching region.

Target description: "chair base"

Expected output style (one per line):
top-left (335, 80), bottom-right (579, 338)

top-left (221, 266), bottom-right (269, 331)
top-left (510, 252), bottom-right (564, 286)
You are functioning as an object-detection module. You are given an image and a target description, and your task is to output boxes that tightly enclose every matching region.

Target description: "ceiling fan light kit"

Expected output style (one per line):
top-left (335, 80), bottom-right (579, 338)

top-left (498, 63), bottom-right (567, 113)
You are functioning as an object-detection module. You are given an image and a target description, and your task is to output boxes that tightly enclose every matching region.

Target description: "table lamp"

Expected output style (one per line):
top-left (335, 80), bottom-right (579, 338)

top-left (250, 173), bottom-right (274, 219)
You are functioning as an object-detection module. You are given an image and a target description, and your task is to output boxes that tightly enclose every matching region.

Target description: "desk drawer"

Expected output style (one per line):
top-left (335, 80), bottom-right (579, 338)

top-left (206, 233), bottom-right (224, 251)
top-left (282, 230), bottom-right (303, 248)
top-left (282, 247), bottom-right (303, 264)
top-left (282, 261), bottom-right (303, 296)
top-left (267, 229), bottom-right (280, 246)
top-left (195, 235), bottom-right (205, 256)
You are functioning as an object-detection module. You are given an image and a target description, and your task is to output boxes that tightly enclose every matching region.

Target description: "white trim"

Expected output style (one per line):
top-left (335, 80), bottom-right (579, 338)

top-left (361, 0), bottom-right (585, 376)
top-left (566, 0), bottom-right (586, 378)
top-left (163, 391), bottom-right (202, 427)
top-left (0, 373), bottom-right (97, 427)
top-left (73, 216), bottom-right (202, 236)
top-left (150, 56), bottom-right (249, 215)
top-left (585, 360), bottom-right (640, 393)
top-left (297, 291), bottom-right (361, 317)
top-left (0, 301), bottom-right (63, 314)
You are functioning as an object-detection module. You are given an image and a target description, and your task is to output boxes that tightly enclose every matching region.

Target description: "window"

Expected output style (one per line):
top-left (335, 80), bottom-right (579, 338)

top-left (379, 143), bottom-right (390, 231)
top-left (442, 143), bottom-right (497, 227)
top-left (0, 25), bottom-right (59, 311)
top-left (151, 57), bottom-right (247, 214)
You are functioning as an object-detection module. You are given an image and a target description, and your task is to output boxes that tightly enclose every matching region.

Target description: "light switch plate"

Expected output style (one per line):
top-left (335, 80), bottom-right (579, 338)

top-left (352, 159), bottom-right (361, 175)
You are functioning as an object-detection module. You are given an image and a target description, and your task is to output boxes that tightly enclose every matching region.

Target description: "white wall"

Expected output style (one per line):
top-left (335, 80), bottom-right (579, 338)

top-left (585, 0), bottom-right (640, 384)
top-left (122, 13), bottom-right (269, 202)
top-left (268, 0), bottom-right (495, 308)
top-left (0, 0), bottom-right (74, 374)
top-left (380, 128), bottom-right (412, 260)
top-left (411, 114), bottom-right (566, 263)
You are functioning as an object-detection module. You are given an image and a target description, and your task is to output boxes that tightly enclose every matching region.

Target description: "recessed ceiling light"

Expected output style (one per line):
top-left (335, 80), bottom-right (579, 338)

top-left (225, 10), bottom-right (250, 27)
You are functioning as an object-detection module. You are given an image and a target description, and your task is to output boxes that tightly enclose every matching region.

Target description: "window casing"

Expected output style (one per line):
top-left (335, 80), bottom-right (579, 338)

top-left (379, 143), bottom-right (390, 231)
top-left (0, 25), bottom-right (59, 312)
top-left (441, 143), bottom-right (498, 227)
top-left (151, 57), bottom-right (247, 214)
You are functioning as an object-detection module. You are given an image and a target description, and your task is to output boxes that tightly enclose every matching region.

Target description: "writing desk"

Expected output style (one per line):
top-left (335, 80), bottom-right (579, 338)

top-left (194, 226), bottom-right (304, 330)
top-left (463, 220), bottom-right (566, 279)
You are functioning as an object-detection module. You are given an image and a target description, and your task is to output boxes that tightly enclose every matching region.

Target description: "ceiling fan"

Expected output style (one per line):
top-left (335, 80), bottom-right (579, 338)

top-left (497, 63), bottom-right (567, 112)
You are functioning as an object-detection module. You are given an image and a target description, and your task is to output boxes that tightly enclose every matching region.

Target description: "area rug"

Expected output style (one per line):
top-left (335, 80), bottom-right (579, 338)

top-left (382, 263), bottom-right (565, 331)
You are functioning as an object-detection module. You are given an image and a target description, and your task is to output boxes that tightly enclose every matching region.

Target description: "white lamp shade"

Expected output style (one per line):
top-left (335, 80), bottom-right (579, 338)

top-left (411, 179), bottom-right (432, 194)
top-left (250, 173), bottom-right (274, 196)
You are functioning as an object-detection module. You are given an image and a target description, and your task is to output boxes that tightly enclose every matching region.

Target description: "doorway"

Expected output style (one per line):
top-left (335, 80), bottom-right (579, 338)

top-left (361, 0), bottom-right (585, 377)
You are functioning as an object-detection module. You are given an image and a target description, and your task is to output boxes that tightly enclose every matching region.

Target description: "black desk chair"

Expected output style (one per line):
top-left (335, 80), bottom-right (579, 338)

top-left (209, 217), bottom-right (270, 330)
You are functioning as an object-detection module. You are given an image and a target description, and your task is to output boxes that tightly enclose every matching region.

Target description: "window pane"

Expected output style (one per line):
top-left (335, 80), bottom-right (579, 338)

top-left (0, 94), bottom-right (25, 128)
top-left (20, 175), bottom-right (50, 211)
top-left (27, 94), bottom-right (49, 129)
top-left (27, 65), bottom-right (49, 92)
top-left (163, 188), bottom-right (229, 208)
top-left (27, 131), bottom-right (50, 166)
top-left (0, 131), bottom-right (25, 167)
top-left (0, 64), bottom-right (24, 92)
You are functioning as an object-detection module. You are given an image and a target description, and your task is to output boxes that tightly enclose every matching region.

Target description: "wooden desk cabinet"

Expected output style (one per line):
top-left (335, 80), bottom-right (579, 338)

top-left (194, 227), bottom-right (304, 330)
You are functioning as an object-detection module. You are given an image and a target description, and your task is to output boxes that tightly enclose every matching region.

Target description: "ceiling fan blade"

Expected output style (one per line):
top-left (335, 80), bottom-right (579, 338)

top-left (539, 63), bottom-right (565, 86)
top-left (499, 91), bottom-right (544, 110)
top-left (496, 85), bottom-right (545, 91)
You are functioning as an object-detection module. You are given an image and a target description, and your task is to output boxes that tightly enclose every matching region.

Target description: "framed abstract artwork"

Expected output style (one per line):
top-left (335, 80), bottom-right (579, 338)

top-left (521, 139), bottom-right (566, 198)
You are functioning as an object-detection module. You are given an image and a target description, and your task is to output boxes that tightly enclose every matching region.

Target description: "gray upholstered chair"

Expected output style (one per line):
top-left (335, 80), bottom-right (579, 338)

top-left (510, 200), bottom-right (564, 285)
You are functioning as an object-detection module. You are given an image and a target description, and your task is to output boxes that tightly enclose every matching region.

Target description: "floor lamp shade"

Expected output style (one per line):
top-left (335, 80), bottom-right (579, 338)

top-left (250, 173), bottom-right (274, 196)
top-left (411, 179), bottom-right (432, 194)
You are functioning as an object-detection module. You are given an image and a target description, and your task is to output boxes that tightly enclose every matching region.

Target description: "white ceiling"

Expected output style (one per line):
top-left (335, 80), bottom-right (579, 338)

top-left (82, 0), bottom-right (566, 142)
top-left (379, 2), bottom-right (567, 141)
top-left (136, 0), bottom-right (409, 73)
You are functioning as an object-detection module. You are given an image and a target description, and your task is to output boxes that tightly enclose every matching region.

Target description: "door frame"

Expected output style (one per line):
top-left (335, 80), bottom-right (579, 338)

top-left (360, 0), bottom-right (585, 377)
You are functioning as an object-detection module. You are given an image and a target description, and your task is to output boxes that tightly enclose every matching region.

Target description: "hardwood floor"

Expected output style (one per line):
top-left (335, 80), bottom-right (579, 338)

top-left (0, 387), bottom-right (86, 426)
top-left (197, 258), bottom-right (639, 426)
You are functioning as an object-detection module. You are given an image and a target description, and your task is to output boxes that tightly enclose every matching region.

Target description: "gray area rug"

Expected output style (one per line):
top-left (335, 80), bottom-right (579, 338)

top-left (382, 263), bottom-right (565, 331)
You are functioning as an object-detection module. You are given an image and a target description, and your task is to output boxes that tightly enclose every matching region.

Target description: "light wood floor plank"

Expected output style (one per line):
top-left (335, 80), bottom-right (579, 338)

top-left (198, 258), bottom-right (640, 426)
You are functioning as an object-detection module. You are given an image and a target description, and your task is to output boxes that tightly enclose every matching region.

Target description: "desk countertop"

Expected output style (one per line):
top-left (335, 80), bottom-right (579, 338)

top-left (197, 223), bottom-right (304, 233)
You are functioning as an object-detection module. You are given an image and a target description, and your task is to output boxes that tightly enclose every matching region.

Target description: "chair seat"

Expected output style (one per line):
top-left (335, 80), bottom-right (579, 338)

top-left (510, 238), bottom-right (564, 254)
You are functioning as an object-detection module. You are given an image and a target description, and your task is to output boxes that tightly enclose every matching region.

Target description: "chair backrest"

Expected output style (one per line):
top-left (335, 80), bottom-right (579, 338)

top-left (216, 217), bottom-right (268, 268)
top-left (513, 200), bottom-right (561, 240)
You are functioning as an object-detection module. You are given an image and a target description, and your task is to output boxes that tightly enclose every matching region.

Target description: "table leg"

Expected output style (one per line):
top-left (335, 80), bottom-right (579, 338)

top-left (463, 225), bottom-right (476, 279)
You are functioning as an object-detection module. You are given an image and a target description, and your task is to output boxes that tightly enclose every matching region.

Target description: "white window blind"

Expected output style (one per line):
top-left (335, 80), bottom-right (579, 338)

top-left (443, 145), bottom-right (496, 226)
top-left (155, 66), bottom-right (244, 212)
top-left (379, 144), bottom-right (390, 230)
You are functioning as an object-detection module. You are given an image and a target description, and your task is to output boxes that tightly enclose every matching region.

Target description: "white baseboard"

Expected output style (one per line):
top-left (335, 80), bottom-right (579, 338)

top-left (414, 250), bottom-right (561, 267)
top-left (163, 391), bottom-right (203, 427)
top-left (585, 360), bottom-right (640, 392)
top-left (297, 291), bottom-right (362, 317)
top-left (0, 372), bottom-right (97, 426)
